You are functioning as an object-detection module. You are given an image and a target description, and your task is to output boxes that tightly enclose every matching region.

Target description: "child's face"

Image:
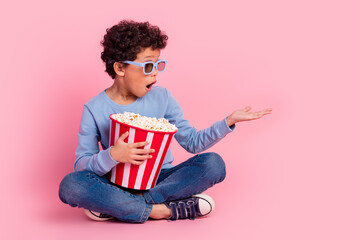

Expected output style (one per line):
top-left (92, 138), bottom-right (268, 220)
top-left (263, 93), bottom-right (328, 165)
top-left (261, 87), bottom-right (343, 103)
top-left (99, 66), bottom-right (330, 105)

top-left (120, 47), bottom-right (161, 98)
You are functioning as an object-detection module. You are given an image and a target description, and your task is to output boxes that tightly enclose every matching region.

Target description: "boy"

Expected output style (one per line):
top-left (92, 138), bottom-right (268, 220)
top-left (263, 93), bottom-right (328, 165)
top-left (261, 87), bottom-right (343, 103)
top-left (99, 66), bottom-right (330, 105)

top-left (58, 19), bottom-right (272, 223)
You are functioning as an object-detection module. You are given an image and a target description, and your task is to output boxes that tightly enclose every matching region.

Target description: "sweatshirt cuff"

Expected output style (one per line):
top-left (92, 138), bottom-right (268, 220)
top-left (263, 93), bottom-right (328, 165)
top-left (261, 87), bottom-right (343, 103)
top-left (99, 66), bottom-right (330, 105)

top-left (213, 117), bottom-right (235, 140)
top-left (97, 147), bottom-right (119, 174)
top-left (223, 117), bottom-right (236, 133)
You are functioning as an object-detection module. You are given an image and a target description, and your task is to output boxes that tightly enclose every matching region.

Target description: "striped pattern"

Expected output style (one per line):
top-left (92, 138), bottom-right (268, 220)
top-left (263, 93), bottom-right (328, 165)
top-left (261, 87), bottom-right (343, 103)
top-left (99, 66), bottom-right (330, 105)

top-left (109, 116), bottom-right (176, 190)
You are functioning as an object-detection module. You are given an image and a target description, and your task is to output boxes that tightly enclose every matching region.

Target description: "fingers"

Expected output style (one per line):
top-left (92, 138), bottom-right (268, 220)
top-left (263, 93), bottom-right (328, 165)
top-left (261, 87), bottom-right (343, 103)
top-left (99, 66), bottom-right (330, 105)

top-left (243, 106), bottom-right (252, 112)
top-left (263, 108), bottom-right (272, 113)
top-left (132, 154), bottom-right (153, 160)
top-left (256, 110), bottom-right (272, 115)
top-left (129, 160), bottom-right (145, 165)
top-left (133, 148), bottom-right (155, 155)
top-left (117, 133), bottom-right (151, 148)
top-left (252, 110), bottom-right (271, 119)
top-left (131, 141), bottom-right (151, 148)
top-left (243, 106), bottom-right (272, 114)
top-left (129, 154), bottom-right (153, 165)
top-left (118, 131), bottom-right (129, 141)
top-left (252, 108), bottom-right (272, 115)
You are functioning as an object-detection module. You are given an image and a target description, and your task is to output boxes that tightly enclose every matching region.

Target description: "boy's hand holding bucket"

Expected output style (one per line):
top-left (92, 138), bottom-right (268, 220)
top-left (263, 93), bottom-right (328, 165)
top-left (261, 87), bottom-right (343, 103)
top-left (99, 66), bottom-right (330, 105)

top-left (110, 131), bottom-right (155, 166)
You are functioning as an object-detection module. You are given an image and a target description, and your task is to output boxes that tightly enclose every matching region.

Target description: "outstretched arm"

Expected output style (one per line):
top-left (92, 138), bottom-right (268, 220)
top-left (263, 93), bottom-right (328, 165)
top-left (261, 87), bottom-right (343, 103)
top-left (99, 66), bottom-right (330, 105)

top-left (164, 88), bottom-right (235, 154)
top-left (226, 106), bottom-right (272, 127)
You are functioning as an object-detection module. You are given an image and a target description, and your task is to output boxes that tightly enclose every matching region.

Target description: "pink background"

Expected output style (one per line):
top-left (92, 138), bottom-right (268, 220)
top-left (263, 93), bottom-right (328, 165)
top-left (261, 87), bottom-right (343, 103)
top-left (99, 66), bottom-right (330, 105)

top-left (1, 0), bottom-right (359, 239)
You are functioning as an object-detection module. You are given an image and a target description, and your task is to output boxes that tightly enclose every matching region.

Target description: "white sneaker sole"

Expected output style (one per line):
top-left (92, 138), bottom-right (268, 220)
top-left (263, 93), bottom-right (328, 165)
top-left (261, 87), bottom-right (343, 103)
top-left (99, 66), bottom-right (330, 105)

top-left (193, 193), bottom-right (215, 216)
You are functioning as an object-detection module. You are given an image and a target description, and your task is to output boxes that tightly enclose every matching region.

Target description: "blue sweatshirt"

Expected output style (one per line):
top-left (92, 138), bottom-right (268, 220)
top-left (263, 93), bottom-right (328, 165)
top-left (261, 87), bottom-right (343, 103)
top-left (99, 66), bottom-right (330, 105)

top-left (75, 86), bottom-right (235, 176)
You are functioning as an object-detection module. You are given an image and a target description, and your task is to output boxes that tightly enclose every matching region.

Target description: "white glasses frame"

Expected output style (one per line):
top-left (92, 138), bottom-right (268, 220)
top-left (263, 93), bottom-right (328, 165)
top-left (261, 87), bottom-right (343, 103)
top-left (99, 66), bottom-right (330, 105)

top-left (122, 59), bottom-right (168, 75)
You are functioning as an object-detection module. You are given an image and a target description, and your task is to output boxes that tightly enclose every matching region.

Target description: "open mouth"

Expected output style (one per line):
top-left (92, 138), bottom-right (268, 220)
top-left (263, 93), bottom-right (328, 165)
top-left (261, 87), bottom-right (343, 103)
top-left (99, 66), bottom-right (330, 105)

top-left (146, 81), bottom-right (156, 89)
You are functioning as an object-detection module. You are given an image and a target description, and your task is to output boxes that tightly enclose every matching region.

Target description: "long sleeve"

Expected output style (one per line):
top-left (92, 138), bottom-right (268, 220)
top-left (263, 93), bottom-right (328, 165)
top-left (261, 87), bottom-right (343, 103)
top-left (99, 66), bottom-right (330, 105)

top-left (74, 105), bottom-right (118, 176)
top-left (164, 89), bottom-right (235, 154)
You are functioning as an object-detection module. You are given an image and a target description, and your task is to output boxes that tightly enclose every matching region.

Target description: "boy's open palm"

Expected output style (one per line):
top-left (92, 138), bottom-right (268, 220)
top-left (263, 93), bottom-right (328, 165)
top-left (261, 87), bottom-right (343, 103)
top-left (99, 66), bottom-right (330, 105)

top-left (227, 106), bottom-right (272, 126)
top-left (110, 131), bottom-right (155, 165)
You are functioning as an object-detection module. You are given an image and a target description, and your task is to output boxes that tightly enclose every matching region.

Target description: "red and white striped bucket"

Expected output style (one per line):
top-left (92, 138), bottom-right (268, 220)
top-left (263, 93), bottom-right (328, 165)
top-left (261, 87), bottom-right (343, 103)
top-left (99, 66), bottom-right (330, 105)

top-left (108, 114), bottom-right (177, 190)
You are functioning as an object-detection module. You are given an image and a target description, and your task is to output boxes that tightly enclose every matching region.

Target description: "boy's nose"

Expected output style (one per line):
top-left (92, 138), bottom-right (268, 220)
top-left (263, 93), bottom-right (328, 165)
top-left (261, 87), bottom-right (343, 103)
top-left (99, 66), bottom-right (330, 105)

top-left (151, 67), bottom-right (158, 76)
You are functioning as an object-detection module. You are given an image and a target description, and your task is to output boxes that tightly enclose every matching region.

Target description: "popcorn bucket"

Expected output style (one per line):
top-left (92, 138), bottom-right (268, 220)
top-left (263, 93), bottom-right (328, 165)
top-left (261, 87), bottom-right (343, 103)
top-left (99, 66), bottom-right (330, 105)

top-left (108, 114), bottom-right (177, 190)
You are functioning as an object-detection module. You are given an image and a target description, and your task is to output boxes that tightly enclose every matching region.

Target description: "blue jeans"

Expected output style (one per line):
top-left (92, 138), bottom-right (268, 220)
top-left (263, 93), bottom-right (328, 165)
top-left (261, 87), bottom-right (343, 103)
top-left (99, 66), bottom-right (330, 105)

top-left (58, 152), bottom-right (226, 223)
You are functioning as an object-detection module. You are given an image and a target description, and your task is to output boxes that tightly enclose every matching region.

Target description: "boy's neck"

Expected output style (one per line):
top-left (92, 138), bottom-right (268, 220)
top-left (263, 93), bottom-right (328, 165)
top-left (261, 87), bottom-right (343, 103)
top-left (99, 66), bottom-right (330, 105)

top-left (105, 82), bottom-right (137, 105)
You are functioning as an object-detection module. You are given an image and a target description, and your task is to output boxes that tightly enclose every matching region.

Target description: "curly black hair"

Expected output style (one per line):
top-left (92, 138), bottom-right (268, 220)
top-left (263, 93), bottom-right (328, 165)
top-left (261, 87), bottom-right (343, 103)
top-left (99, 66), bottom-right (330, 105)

top-left (100, 19), bottom-right (168, 79)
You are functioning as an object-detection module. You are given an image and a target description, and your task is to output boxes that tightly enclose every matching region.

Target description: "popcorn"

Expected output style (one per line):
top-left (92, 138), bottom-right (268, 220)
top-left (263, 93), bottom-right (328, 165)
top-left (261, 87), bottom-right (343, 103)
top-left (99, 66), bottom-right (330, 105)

top-left (110, 112), bottom-right (177, 132)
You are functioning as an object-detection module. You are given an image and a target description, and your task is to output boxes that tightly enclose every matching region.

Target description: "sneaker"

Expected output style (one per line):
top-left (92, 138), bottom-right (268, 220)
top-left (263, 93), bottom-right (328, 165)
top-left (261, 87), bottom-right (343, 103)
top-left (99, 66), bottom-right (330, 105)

top-left (164, 193), bottom-right (215, 220)
top-left (83, 209), bottom-right (114, 221)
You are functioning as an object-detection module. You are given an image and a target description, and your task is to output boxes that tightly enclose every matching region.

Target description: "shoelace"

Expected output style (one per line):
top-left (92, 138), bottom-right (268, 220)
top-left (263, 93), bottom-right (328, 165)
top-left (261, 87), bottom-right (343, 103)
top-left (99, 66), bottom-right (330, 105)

top-left (169, 200), bottom-right (197, 220)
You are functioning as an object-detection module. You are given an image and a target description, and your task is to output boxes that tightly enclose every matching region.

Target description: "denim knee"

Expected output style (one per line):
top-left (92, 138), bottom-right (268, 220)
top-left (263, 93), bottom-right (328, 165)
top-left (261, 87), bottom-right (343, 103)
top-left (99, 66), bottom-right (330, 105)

top-left (198, 152), bottom-right (226, 183)
top-left (58, 171), bottom-right (91, 207)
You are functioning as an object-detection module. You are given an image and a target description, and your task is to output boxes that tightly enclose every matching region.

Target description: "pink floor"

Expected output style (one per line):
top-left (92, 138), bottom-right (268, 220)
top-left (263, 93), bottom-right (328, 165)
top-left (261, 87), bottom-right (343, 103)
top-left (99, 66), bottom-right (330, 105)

top-left (5, 141), bottom-right (359, 240)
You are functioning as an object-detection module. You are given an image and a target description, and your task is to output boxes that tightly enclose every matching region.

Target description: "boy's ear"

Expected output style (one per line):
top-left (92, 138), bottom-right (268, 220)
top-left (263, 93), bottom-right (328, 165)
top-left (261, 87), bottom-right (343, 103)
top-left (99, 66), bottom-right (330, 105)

top-left (113, 62), bottom-right (125, 76)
